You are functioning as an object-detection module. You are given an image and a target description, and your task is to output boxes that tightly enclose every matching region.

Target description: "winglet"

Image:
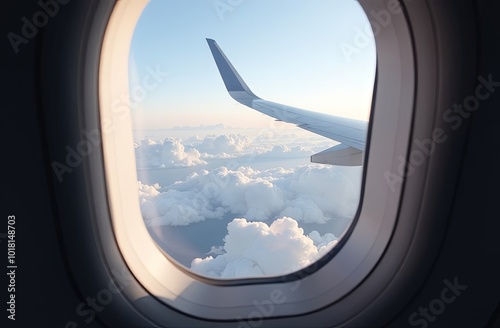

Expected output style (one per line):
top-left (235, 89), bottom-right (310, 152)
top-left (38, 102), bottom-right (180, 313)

top-left (206, 39), bottom-right (258, 98)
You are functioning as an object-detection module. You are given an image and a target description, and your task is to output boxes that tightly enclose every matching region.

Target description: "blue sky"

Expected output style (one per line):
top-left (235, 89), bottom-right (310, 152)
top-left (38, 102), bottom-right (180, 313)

top-left (129, 0), bottom-right (376, 129)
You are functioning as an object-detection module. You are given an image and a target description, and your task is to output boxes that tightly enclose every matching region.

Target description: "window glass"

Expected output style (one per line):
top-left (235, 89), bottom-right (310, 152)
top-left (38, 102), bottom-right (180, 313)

top-left (130, 0), bottom-right (376, 278)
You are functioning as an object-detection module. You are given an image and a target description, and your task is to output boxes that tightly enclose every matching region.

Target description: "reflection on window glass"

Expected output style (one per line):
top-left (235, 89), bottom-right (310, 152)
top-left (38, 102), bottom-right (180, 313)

top-left (130, 0), bottom-right (376, 279)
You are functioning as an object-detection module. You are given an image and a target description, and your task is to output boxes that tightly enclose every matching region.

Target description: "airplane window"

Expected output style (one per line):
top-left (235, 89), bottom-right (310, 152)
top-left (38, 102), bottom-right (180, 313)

top-left (129, 0), bottom-right (376, 279)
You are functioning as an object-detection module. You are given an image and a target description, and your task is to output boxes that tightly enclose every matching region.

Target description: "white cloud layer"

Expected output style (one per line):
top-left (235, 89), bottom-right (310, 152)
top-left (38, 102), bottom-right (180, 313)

top-left (139, 164), bottom-right (361, 227)
top-left (136, 132), bottom-right (360, 278)
top-left (190, 217), bottom-right (338, 278)
top-left (134, 133), bottom-right (331, 168)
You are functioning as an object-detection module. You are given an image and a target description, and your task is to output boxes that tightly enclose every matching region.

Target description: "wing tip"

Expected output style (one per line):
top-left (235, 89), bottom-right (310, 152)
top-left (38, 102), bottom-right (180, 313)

top-left (206, 38), bottom-right (257, 97)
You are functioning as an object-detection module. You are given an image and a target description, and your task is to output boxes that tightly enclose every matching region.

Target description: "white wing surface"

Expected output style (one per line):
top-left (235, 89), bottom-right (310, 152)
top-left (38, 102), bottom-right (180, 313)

top-left (206, 38), bottom-right (368, 166)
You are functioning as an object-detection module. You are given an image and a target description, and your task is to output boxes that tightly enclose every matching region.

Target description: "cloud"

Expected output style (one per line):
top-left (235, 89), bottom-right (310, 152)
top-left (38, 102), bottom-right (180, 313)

top-left (134, 133), bottom-right (337, 167)
top-left (135, 138), bottom-right (206, 169)
top-left (194, 134), bottom-right (252, 154)
top-left (139, 164), bottom-right (361, 227)
top-left (258, 145), bottom-right (314, 158)
top-left (190, 217), bottom-right (339, 278)
top-left (159, 138), bottom-right (206, 167)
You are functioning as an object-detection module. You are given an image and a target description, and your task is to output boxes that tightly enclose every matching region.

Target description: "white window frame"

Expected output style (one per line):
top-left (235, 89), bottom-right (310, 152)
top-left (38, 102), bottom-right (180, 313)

top-left (98, 0), bottom-right (415, 320)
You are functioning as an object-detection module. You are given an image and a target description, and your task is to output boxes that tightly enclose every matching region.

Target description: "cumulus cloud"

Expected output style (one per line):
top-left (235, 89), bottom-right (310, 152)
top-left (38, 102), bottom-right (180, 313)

top-left (139, 164), bottom-right (361, 227)
top-left (159, 138), bottom-right (206, 167)
top-left (190, 217), bottom-right (338, 278)
top-left (138, 179), bottom-right (225, 226)
top-left (194, 134), bottom-right (252, 154)
top-left (135, 138), bottom-right (206, 169)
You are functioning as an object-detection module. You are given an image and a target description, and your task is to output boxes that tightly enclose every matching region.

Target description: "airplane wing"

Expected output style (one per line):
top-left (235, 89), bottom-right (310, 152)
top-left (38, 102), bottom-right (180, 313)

top-left (206, 38), bottom-right (368, 166)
